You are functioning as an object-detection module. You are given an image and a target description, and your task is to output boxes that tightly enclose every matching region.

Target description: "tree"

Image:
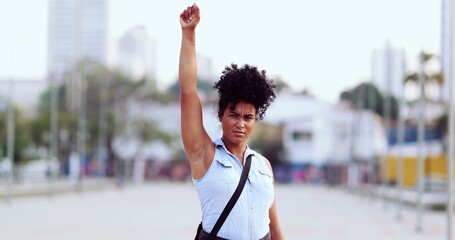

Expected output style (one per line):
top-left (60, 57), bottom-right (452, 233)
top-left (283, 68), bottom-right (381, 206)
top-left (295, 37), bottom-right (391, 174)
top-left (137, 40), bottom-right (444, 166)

top-left (132, 119), bottom-right (176, 145)
top-left (168, 78), bottom-right (215, 95)
top-left (404, 51), bottom-right (443, 101)
top-left (29, 60), bottom-right (152, 175)
top-left (0, 104), bottom-right (32, 165)
top-left (273, 77), bottom-right (292, 94)
top-left (339, 82), bottom-right (399, 119)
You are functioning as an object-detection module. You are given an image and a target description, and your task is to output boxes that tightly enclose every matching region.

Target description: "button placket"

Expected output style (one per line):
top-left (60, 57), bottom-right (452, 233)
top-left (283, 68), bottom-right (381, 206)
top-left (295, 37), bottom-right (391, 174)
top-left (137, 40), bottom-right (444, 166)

top-left (248, 179), bottom-right (254, 239)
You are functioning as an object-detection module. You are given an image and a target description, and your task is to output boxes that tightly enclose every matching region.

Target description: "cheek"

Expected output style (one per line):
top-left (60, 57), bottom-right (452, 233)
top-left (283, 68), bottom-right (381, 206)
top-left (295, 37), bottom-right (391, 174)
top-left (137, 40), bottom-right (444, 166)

top-left (246, 122), bottom-right (255, 132)
top-left (220, 118), bottom-right (232, 130)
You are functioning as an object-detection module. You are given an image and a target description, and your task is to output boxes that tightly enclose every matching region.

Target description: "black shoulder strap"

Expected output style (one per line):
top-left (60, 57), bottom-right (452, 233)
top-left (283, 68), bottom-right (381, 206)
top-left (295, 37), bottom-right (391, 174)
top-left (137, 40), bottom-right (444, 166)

top-left (207, 154), bottom-right (252, 239)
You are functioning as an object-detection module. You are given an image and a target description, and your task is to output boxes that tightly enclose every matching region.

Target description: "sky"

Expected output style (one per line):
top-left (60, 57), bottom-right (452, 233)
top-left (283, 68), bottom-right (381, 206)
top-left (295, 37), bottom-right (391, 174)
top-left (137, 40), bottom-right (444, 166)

top-left (0, 0), bottom-right (441, 103)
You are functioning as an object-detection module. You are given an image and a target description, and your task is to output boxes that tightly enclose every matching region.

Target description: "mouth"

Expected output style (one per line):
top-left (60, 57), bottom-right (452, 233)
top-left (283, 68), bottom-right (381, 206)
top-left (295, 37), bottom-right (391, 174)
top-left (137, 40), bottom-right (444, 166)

top-left (233, 131), bottom-right (245, 136)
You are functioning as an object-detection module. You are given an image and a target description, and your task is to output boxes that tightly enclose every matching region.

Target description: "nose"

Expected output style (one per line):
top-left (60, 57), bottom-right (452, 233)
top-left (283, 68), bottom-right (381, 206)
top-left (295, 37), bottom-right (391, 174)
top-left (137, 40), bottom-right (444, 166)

top-left (234, 118), bottom-right (245, 129)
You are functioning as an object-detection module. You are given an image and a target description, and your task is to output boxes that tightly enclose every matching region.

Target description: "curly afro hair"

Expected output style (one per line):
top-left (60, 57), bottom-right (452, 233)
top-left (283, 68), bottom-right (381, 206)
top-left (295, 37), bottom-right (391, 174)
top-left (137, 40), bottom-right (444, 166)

top-left (214, 63), bottom-right (276, 120)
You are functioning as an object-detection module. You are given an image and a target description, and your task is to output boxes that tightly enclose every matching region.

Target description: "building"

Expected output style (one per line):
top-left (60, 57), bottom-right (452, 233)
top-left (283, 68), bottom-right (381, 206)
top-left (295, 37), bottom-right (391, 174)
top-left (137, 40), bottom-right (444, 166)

top-left (48, 0), bottom-right (108, 79)
top-left (372, 41), bottom-right (405, 98)
top-left (260, 93), bottom-right (388, 184)
top-left (117, 26), bottom-right (156, 80)
top-left (441, 0), bottom-right (455, 102)
top-left (264, 93), bottom-right (387, 165)
top-left (112, 99), bottom-right (221, 162)
top-left (197, 53), bottom-right (215, 82)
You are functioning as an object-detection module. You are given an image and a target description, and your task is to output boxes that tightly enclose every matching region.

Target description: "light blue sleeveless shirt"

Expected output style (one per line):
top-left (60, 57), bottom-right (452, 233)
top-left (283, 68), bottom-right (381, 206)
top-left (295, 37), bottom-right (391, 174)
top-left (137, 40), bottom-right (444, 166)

top-left (193, 138), bottom-right (275, 239)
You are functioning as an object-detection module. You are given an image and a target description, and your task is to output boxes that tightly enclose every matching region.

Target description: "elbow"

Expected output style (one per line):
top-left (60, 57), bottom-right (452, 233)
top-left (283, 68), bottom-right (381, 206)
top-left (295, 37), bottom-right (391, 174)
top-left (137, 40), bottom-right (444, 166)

top-left (180, 88), bottom-right (199, 98)
top-left (178, 79), bottom-right (197, 94)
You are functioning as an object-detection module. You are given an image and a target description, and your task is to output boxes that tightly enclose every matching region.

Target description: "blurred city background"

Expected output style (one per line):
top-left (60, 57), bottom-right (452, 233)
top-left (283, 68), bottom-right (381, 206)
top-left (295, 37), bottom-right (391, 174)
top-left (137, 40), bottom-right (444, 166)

top-left (0, 0), bottom-right (454, 239)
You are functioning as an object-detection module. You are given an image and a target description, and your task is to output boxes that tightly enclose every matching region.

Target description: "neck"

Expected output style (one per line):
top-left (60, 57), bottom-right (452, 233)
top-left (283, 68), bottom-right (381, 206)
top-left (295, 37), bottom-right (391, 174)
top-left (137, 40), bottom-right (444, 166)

top-left (221, 136), bottom-right (247, 163)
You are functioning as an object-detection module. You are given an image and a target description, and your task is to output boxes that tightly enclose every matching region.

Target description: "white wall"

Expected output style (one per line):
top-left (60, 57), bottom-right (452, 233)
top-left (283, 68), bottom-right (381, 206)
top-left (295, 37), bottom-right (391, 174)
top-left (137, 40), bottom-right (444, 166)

top-left (282, 106), bottom-right (387, 165)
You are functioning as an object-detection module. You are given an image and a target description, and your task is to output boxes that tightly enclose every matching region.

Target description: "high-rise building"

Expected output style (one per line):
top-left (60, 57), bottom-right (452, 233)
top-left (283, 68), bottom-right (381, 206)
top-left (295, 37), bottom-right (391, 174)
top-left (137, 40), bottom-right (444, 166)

top-left (196, 53), bottom-right (215, 82)
top-left (117, 26), bottom-right (156, 80)
top-left (441, 0), bottom-right (454, 102)
top-left (372, 41), bottom-right (405, 98)
top-left (48, 0), bottom-right (108, 79)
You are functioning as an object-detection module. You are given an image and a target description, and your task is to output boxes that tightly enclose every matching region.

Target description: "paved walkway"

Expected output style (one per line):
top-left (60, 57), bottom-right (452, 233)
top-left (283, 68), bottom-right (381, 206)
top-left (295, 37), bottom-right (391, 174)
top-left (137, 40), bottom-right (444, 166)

top-left (0, 183), bottom-right (449, 240)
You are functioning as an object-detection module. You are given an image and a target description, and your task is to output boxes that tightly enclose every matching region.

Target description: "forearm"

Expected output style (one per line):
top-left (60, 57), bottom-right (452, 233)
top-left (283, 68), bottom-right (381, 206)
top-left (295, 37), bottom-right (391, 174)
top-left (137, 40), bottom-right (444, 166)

top-left (178, 29), bottom-right (197, 93)
top-left (269, 199), bottom-right (284, 240)
top-left (270, 225), bottom-right (284, 240)
top-left (178, 25), bottom-right (208, 161)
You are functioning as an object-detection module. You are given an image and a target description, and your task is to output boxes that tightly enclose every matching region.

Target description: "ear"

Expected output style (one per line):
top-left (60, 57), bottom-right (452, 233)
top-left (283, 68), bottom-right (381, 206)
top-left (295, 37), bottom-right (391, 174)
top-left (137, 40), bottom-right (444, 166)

top-left (218, 113), bottom-right (223, 122)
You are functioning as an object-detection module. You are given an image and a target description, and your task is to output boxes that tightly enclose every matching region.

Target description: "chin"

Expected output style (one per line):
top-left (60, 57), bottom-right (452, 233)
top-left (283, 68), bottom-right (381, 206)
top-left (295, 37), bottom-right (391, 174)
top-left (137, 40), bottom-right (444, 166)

top-left (226, 136), bottom-right (244, 145)
top-left (233, 136), bottom-right (247, 144)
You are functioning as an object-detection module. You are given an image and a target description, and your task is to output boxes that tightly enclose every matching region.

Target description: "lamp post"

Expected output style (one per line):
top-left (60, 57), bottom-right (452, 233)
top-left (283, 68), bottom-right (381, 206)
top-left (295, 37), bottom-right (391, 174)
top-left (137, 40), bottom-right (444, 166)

top-left (383, 41), bottom-right (393, 210)
top-left (48, 74), bottom-right (59, 196)
top-left (416, 51), bottom-right (426, 232)
top-left (396, 62), bottom-right (406, 221)
top-left (6, 77), bottom-right (15, 203)
top-left (444, 0), bottom-right (455, 239)
top-left (5, 37), bottom-right (19, 203)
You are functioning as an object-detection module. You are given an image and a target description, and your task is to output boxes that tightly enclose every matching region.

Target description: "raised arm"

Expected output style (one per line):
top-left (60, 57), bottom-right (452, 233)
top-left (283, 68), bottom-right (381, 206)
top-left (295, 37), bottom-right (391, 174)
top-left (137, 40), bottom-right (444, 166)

top-left (179, 4), bottom-right (214, 179)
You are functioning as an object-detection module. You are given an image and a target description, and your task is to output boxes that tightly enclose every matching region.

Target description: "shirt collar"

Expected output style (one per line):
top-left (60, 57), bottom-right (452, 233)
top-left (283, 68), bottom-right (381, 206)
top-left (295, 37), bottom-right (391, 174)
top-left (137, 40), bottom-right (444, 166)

top-left (214, 138), bottom-right (256, 159)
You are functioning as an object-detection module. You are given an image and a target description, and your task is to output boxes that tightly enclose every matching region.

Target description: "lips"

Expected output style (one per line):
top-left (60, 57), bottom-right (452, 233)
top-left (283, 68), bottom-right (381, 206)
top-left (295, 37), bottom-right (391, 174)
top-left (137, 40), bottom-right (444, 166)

top-left (233, 131), bottom-right (244, 136)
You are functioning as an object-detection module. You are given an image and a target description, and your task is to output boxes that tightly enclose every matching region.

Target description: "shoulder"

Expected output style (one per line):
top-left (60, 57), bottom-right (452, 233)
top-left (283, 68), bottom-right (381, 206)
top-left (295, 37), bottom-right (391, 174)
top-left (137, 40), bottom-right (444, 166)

top-left (262, 156), bottom-right (273, 172)
top-left (251, 150), bottom-right (273, 172)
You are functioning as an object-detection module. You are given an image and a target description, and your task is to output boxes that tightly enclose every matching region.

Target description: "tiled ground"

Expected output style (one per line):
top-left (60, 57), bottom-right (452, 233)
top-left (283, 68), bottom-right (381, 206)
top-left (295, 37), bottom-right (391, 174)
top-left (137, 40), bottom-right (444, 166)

top-left (0, 183), bottom-right (449, 240)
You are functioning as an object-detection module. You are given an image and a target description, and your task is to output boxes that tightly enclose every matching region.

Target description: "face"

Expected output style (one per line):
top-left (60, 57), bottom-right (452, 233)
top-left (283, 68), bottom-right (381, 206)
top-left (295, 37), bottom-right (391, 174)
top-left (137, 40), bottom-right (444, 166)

top-left (220, 101), bottom-right (257, 146)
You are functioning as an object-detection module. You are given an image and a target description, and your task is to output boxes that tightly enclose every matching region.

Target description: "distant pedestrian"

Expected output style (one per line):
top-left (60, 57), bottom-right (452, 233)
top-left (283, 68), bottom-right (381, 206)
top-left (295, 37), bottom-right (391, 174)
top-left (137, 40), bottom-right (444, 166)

top-left (178, 4), bottom-right (284, 240)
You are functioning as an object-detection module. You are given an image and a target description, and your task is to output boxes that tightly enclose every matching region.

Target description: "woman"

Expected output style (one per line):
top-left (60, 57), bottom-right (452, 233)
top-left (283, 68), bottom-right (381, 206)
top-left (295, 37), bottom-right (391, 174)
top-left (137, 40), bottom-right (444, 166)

top-left (179, 4), bottom-right (284, 240)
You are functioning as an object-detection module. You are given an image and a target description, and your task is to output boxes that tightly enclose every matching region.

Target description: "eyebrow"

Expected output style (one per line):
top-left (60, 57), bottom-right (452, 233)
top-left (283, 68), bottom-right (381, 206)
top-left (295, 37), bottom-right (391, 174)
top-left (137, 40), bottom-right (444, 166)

top-left (230, 111), bottom-right (254, 117)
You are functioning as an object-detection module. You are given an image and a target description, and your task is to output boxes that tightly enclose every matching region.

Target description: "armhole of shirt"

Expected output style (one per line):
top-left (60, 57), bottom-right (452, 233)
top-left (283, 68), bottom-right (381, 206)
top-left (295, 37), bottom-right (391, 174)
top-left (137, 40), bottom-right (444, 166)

top-left (192, 142), bottom-right (218, 182)
top-left (259, 154), bottom-right (273, 176)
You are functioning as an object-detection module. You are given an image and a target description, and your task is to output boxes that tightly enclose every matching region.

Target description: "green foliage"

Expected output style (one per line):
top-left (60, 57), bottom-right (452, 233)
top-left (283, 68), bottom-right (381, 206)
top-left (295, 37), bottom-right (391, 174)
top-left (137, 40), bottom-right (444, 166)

top-left (0, 105), bottom-right (32, 165)
top-left (168, 78), bottom-right (215, 95)
top-left (197, 79), bottom-right (216, 92)
top-left (132, 119), bottom-right (176, 146)
top-left (27, 60), bottom-right (152, 164)
top-left (135, 79), bottom-right (172, 104)
top-left (250, 123), bottom-right (285, 166)
top-left (405, 72), bottom-right (444, 85)
top-left (2, 60), bottom-right (190, 165)
top-left (339, 82), bottom-right (399, 119)
top-left (419, 51), bottom-right (434, 63)
top-left (404, 51), bottom-right (443, 101)
top-left (274, 77), bottom-right (291, 93)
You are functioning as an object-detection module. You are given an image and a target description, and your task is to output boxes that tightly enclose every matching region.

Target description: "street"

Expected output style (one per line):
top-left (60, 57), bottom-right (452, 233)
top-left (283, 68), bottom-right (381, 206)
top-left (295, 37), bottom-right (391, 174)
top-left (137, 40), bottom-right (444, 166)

top-left (0, 183), bottom-right (448, 240)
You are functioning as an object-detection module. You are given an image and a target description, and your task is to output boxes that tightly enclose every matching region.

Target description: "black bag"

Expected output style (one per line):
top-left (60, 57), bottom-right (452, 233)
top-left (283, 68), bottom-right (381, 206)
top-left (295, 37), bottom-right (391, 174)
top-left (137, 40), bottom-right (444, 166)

top-left (194, 222), bottom-right (203, 240)
top-left (194, 155), bottom-right (252, 240)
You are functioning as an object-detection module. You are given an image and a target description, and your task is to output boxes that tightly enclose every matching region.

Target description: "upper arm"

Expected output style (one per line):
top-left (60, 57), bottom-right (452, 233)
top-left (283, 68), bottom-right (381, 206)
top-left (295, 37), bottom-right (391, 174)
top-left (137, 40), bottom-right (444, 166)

top-left (180, 91), bottom-right (214, 164)
top-left (264, 157), bottom-right (284, 239)
top-left (178, 34), bottom-right (214, 178)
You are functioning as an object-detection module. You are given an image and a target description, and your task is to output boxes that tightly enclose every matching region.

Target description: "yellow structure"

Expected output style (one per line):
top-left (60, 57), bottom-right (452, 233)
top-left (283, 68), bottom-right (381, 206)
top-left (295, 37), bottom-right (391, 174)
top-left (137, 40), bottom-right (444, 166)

top-left (380, 155), bottom-right (449, 187)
